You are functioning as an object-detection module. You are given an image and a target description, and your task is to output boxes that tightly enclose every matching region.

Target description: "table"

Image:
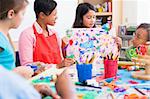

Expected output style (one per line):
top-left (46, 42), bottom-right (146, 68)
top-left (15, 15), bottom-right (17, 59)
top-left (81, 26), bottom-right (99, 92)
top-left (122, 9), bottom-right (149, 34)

top-left (30, 64), bottom-right (150, 99)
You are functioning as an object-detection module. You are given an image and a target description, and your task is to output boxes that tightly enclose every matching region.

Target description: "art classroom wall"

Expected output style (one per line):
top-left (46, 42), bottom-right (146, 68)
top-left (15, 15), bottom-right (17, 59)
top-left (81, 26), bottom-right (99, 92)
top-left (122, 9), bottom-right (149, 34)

top-left (122, 0), bottom-right (150, 26)
top-left (9, 0), bottom-right (77, 41)
top-left (137, 0), bottom-right (150, 25)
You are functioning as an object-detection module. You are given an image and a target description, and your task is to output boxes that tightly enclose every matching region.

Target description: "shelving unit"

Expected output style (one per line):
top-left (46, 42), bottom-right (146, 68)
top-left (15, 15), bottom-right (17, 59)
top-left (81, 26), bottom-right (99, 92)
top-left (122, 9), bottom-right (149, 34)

top-left (118, 26), bottom-right (135, 61)
top-left (119, 35), bottom-right (133, 61)
top-left (95, 12), bottom-right (112, 16)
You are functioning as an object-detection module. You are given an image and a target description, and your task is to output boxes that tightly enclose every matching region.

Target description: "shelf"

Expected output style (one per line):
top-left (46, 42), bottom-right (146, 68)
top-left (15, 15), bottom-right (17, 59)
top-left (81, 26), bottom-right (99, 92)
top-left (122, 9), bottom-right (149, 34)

top-left (96, 12), bottom-right (112, 16)
top-left (119, 35), bottom-right (133, 40)
top-left (121, 47), bottom-right (128, 50)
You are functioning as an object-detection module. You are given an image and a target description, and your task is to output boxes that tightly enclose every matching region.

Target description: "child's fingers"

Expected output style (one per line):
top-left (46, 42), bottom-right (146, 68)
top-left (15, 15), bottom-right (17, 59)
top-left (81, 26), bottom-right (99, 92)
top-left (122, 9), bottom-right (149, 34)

top-left (60, 58), bottom-right (75, 67)
top-left (65, 58), bottom-right (75, 63)
top-left (43, 85), bottom-right (60, 98)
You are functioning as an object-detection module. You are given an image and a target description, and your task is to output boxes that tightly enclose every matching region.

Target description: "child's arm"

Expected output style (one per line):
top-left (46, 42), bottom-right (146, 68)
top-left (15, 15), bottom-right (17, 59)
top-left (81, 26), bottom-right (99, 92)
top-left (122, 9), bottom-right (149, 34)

top-left (114, 37), bottom-right (122, 51)
top-left (56, 58), bottom-right (75, 68)
top-left (55, 69), bottom-right (77, 99)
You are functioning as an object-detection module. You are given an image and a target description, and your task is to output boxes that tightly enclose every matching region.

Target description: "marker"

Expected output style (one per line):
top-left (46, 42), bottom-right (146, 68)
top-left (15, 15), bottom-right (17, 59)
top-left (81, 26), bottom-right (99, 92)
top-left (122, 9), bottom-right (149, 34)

top-left (75, 82), bottom-right (101, 89)
top-left (134, 88), bottom-right (146, 95)
top-left (27, 64), bottom-right (38, 71)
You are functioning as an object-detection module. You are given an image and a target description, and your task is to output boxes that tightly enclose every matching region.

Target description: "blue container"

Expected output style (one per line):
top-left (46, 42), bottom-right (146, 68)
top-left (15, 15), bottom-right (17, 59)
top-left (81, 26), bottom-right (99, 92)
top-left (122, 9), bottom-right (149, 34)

top-left (76, 64), bottom-right (92, 82)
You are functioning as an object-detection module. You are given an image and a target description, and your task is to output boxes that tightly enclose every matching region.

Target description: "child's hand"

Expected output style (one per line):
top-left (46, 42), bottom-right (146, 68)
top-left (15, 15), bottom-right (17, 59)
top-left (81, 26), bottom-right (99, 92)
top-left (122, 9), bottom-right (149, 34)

top-left (34, 66), bottom-right (46, 76)
top-left (13, 66), bottom-right (34, 79)
top-left (34, 84), bottom-right (60, 99)
top-left (62, 37), bottom-right (69, 44)
top-left (55, 69), bottom-right (77, 99)
top-left (57, 58), bottom-right (75, 68)
top-left (114, 37), bottom-right (122, 51)
top-left (32, 61), bottom-right (48, 67)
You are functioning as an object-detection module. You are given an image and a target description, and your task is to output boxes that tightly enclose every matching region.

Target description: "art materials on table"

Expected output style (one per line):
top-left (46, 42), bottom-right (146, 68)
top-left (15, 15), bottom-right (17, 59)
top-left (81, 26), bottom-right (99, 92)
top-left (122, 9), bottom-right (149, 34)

top-left (104, 59), bottom-right (118, 78)
top-left (124, 93), bottom-right (148, 99)
top-left (75, 82), bottom-right (102, 89)
top-left (27, 64), bottom-right (38, 72)
top-left (103, 53), bottom-right (118, 79)
top-left (76, 63), bottom-right (92, 82)
top-left (32, 75), bottom-right (52, 83)
top-left (127, 66), bottom-right (140, 71)
top-left (134, 88), bottom-right (146, 95)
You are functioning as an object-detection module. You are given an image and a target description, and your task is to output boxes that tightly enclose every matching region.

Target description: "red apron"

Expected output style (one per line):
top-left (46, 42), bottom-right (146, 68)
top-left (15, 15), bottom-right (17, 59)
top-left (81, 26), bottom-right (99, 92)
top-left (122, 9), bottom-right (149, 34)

top-left (33, 25), bottom-right (62, 64)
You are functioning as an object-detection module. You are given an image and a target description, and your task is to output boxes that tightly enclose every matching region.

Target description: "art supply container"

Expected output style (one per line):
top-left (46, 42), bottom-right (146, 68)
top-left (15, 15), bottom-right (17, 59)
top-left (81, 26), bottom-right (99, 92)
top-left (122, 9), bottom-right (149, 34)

top-left (76, 64), bottom-right (92, 82)
top-left (104, 60), bottom-right (118, 78)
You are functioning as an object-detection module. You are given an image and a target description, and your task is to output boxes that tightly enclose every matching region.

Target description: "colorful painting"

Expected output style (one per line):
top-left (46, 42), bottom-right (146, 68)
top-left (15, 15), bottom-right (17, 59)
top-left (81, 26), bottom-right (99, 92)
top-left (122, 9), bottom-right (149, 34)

top-left (65, 28), bottom-right (119, 64)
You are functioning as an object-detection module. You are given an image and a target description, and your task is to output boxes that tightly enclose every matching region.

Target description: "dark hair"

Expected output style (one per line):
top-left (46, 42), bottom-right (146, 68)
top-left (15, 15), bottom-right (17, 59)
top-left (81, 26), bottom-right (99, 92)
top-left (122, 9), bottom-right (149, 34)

top-left (34, 0), bottom-right (57, 19)
top-left (0, 0), bottom-right (28, 20)
top-left (137, 23), bottom-right (150, 41)
top-left (73, 3), bottom-right (96, 28)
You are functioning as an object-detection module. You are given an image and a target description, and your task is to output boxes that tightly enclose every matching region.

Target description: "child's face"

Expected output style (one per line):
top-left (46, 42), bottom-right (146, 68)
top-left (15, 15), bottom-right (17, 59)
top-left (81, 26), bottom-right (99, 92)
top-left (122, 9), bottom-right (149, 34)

top-left (83, 10), bottom-right (96, 28)
top-left (44, 8), bottom-right (57, 26)
top-left (11, 7), bottom-right (26, 28)
top-left (132, 28), bottom-right (148, 47)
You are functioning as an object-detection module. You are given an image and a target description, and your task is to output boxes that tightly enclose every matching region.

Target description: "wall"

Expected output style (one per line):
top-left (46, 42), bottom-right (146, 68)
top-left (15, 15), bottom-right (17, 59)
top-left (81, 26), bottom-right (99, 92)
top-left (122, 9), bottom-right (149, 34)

top-left (112, 0), bottom-right (122, 34)
top-left (122, 0), bottom-right (150, 26)
top-left (122, 0), bottom-right (137, 26)
top-left (137, 0), bottom-right (150, 25)
top-left (54, 0), bottom-right (77, 38)
top-left (9, 0), bottom-right (77, 41)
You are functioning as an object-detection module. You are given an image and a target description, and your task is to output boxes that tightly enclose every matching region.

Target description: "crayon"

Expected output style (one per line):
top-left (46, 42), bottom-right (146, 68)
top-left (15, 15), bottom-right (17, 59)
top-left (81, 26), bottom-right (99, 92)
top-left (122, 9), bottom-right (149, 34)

top-left (85, 55), bottom-right (89, 64)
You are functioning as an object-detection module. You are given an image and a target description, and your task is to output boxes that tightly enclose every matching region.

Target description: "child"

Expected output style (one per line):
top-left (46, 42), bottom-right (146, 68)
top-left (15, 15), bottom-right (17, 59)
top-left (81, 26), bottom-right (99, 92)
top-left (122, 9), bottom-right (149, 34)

top-left (0, 64), bottom-right (77, 99)
top-left (0, 0), bottom-right (76, 98)
top-left (63, 3), bottom-right (122, 56)
top-left (0, 65), bottom-right (41, 99)
top-left (19, 0), bottom-right (74, 68)
top-left (0, 0), bottom-right (40, 98)
top-left (73, 3), bottom-right (96, 28)
top-left (0, 0), bottom-right (34, 78)
top-left (126, 23), bottom-right (150, 61)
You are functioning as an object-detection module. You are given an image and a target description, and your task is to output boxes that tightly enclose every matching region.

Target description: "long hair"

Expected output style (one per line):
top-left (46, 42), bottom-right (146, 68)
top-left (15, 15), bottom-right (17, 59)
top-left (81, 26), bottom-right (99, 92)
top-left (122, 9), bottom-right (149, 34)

top-left (73, 3), bottom-right (96, 28)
